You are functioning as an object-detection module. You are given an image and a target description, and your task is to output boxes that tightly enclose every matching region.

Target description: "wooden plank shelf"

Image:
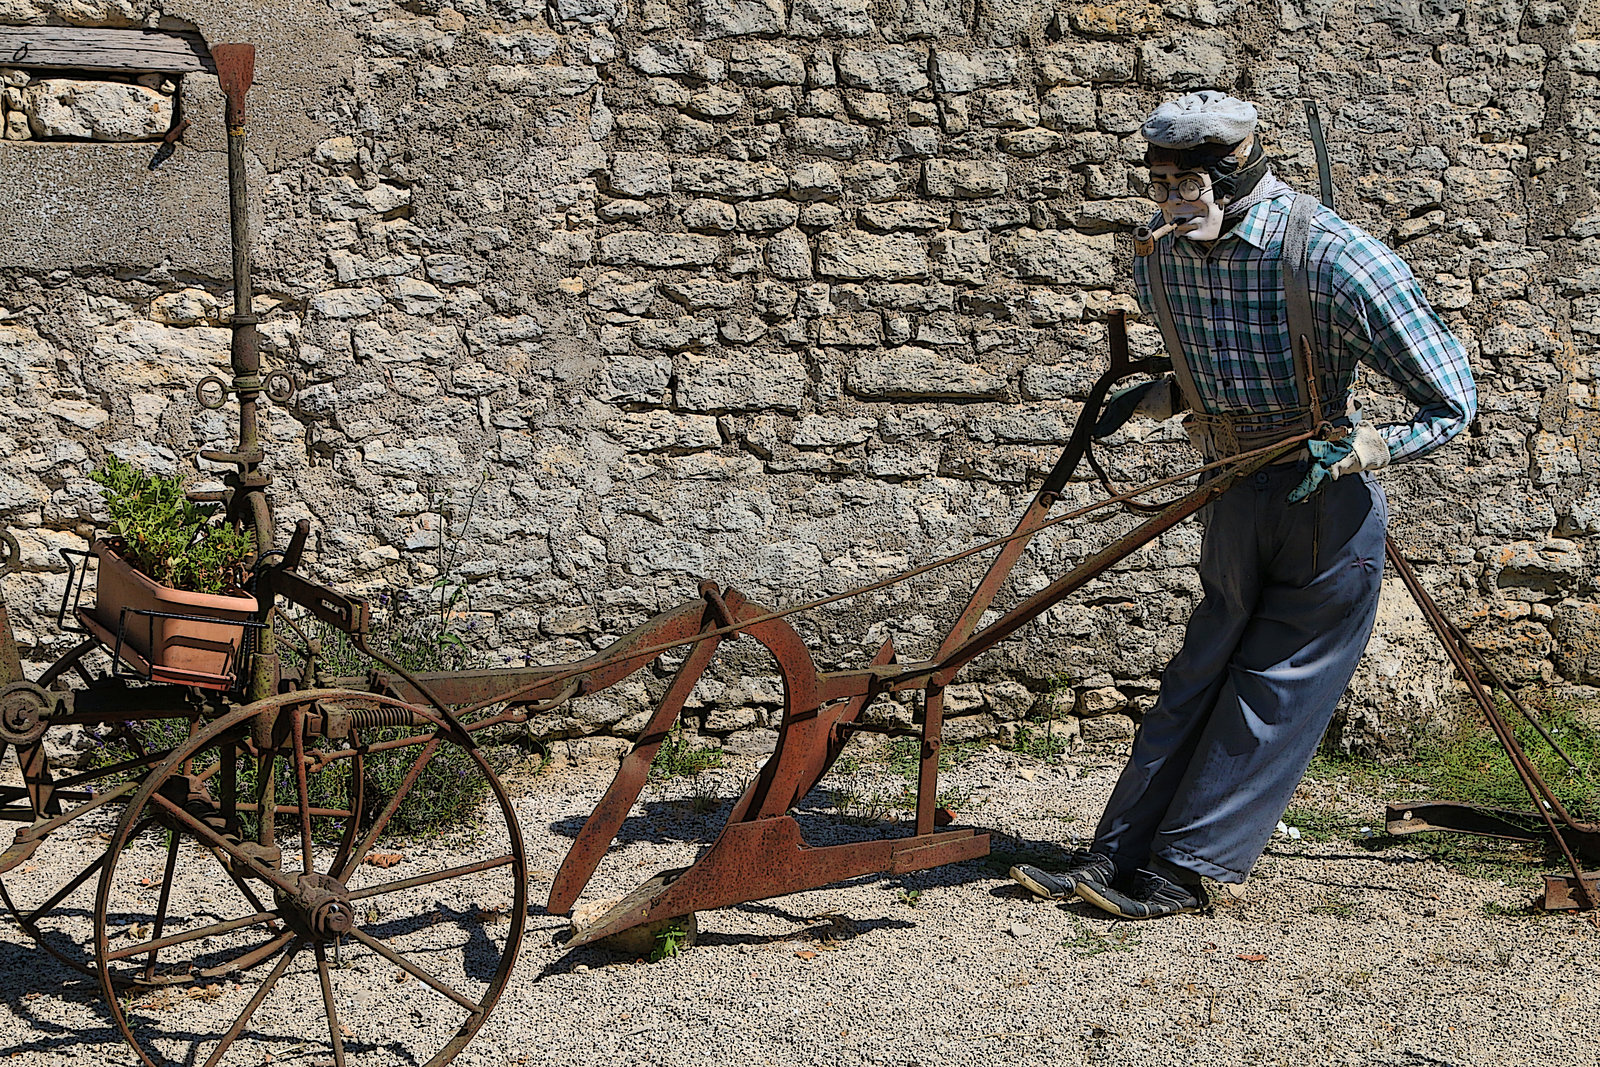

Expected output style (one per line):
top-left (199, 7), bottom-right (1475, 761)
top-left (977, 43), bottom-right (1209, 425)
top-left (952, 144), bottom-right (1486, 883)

top-left (0, 26), bottom-right (212, 74)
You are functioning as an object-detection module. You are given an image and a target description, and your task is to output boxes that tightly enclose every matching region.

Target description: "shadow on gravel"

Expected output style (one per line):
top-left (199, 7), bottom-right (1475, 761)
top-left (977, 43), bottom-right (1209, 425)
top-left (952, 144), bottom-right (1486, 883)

top-left (0, 938), bottom-right (124, 1059)
top-left (531, 899), bottom-right (919, 980)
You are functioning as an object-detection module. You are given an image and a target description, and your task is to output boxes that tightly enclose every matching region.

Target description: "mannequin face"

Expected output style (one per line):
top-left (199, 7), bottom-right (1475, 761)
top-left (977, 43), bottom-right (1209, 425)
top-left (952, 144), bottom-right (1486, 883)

top-left (1148, 163), bottom-right (1225, 242)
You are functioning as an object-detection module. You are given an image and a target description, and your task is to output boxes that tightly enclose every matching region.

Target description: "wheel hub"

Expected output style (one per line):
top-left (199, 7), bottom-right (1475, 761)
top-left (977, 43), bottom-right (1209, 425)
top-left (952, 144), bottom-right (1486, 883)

top-left (0, 682), bottom-right (51, 746)
top-left (277, 873), bottom-right (354, 940)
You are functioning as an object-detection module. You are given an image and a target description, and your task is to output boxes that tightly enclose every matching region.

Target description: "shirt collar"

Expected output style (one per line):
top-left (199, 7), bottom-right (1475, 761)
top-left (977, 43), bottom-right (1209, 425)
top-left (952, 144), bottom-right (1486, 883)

top-left (1224, 197), bottom-right (1285, 250)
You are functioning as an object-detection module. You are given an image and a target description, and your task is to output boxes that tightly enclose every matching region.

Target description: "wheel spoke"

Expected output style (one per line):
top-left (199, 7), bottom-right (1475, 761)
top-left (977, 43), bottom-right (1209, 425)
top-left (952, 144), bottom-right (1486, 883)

top-left (104, 911), bottom-right (278, 964)
top-left (201, 937), bottom-right (302, 1067)
top-left (21, 780), bottom-right (137, 838)
top-left (346, 927), bottom-right (482, 1014)
top-left (347, 854), bottom-right (516, 901)
top-left (339, 734), bottom-right (441, 880)
top-left (148, 791), bottom-right (297, 897)
top-left (314, 943), bottom-right (347, 1067)
top-left (52, 750), bottom-right (173, 790)
top-left (198, 930), bottom-right (294, 979)
top-left (22, 848), bottom-right (109, 926)
top-left (143, 829), bottom-right (183, 978)
top-left (291, 708), bottom-right (314, 873)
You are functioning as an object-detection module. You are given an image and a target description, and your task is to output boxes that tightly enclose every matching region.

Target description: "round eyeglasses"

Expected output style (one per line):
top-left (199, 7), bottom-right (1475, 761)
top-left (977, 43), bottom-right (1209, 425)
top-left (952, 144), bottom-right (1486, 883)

top-left (1146, 177), bottom-right (1211, 204)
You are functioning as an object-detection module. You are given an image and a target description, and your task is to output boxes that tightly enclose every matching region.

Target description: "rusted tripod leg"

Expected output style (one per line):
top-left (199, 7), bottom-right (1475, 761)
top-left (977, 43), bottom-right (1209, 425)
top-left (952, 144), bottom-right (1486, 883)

top-left (1385, 537), bottom-right (1598, 909)
top-left (548, 589), bottom-right (744, 914)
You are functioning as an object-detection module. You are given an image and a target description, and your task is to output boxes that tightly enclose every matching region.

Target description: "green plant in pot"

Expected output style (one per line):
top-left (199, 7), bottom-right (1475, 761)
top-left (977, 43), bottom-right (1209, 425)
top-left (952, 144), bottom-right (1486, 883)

top-left (84, 456), bottom-right (260, 689)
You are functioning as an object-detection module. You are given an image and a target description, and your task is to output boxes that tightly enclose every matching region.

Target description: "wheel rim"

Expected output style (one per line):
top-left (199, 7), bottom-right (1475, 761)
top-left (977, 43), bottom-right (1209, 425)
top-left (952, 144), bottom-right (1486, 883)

top-left (94, 690), bottom-right (527, 1067)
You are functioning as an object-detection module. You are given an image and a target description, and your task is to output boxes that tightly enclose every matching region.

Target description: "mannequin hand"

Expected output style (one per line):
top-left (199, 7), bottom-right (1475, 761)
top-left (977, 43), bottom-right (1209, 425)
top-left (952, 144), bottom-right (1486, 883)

top-left (1092, 378), bottom-right (1179, 439)
top-left (1287, 424), bottom-right (1390, 504)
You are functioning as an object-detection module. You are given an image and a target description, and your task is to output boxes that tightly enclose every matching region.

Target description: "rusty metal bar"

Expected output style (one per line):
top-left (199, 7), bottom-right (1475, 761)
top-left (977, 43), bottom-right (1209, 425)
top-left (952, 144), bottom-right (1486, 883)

top-left (932, 434), bottom-right (1309, 683)
top-left (1384, 537), bottom-right (1596, 909)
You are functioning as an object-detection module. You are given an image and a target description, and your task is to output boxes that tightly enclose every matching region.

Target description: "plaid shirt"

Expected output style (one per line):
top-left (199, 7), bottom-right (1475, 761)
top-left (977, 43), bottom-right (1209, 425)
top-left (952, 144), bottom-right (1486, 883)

top-left (1132, 193), bottom-right (1476, 464)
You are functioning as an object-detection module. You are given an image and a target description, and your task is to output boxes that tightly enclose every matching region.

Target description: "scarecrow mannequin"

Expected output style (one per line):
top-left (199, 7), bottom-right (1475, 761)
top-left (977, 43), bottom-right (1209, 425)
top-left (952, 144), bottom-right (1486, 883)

top-left (1011, 91), bottom-right (1477, 919)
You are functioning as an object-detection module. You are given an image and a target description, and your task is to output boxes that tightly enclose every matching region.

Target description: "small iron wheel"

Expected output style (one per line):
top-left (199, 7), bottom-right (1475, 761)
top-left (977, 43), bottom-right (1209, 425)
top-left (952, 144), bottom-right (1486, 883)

top-left (94, 689), bottom-right (527, 1067)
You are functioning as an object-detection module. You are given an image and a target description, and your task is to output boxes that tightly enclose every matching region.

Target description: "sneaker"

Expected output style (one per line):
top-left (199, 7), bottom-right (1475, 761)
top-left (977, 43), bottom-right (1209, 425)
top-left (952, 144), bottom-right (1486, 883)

top-left (1009, 851), bottom-right (1116, 900)
top-left (1074, 867), bottom-right (1208, 919)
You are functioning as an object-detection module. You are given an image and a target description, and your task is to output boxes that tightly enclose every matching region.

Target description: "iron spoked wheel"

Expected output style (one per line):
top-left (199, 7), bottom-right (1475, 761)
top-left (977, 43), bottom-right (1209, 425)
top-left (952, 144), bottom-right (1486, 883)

top-left (0, 639), bottom-right (201, 985)
top-left (94, 690), bottom-right (528, 1067)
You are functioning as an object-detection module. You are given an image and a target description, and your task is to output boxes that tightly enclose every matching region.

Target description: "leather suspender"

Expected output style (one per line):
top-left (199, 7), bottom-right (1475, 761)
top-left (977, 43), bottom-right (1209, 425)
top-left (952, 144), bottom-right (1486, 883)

top-left (1147, 245), bottom-right (1205, 418)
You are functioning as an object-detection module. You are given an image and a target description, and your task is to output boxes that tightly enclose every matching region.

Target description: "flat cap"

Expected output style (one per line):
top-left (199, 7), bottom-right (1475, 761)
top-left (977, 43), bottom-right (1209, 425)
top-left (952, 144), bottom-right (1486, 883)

top-left (1141, 90), bottom-right (1257, 149)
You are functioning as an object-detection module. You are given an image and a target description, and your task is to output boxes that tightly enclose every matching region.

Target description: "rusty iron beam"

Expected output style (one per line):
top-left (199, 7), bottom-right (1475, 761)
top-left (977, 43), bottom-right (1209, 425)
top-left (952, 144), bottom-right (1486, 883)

top-left (568, 817), bottom-right (989, 948)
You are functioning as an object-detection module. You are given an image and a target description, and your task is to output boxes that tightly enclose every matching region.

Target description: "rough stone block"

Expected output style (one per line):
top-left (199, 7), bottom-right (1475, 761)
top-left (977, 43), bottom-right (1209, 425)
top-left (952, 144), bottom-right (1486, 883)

top-left (951, 203), bottom-right (1031, 230)
top-left (837, 47), bottom-right (930, 94)
top-left (765, 227), bottom-right (815, 280)
top-left (599, 232), bottom-right (722, 267)
top-left (1137, 31), bottom-right (1235, 90)
top-left (728, 44), bottom-right (807, 86)
top-left (922, 159), bottom-right (1008, 198)
top-left (816, 232), bottom-right (931, 280)
top-left (930, 229), bottom-right (990, 284)
top-left (598, 353), bottom-right (673, 403)
top-left (931, 50), bottom-right (1018, 94)
top-left (858, 201), bottom-right (948, 232)
top-left (688, 85), bottom-right (745, 119)
top-left (629, 41), bottom-right (710, 78)
top-left (844, 160), bottom-right (910, 200)
top-left (1000, 229), bottom-right (1115, 285)
top-left (976, 89), bottom-right (1037, 128)
top-left (1075, 685), bottom-right (1127, 717)
top-left (22, 80), bottom-right (172, 141)
top-left (633, 316), bottom-right (719, 350)
top-left (682, 198), bottom-right (739, 232)
top-left (607, 152), bottom-right (673, 197)
top-left (673, 158), bottom-right (789, 198)
top-left (736, 198), bottom-right (802, 233)
top-left (792, 414), bottom-right (879, 445)
top-left (695, 0), bottom-right (787, 37)
top-left (788, 117), bottom-right (874, 158)
top-left (662, 278), bottom-right (745, 309)
top-left (883, 0), bottom-right (967, 40)
top-left (815, 314), bottom-right (883, 347)
top-left (678, 351), bottom-right (810, 412)
top-left (606, 411), bottom-right (722, 451)
top-left (998, 129), bottom-right (1062, 157)
top-left (886, 128), bottom-right (941, 159)
top-left (1080, 713), bottom-right (1135, 742)
top-left (845, 90), bottom-right (893, 125)
top-left (863, 283), bottom-right (954, 310)
top-left (552, 0), bottom-right (625, 25)
top-left (1038, 42), bottom-right (1135, 86)
top-left (848, 348), bottom-right (1007, 398)
top-left (1554, 598), bottom-right (1600, 685)
top-left (1070, 0), bottom-right (1160, 37)
top-left (1041, 86), bottom-right (1095, 131)
top-left (789, 0), bottom-right (875, 37)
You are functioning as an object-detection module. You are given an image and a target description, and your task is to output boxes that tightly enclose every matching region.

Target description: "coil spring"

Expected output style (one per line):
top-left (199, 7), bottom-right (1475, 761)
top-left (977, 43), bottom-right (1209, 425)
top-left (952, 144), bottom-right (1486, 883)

top-left (349, 706), bottom-right (423, 730)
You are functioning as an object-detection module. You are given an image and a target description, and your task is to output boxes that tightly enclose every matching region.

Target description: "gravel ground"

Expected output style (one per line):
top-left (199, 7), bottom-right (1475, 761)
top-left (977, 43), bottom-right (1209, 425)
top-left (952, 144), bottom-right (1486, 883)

top-left (3, 741), bottom-right (1597, 1067)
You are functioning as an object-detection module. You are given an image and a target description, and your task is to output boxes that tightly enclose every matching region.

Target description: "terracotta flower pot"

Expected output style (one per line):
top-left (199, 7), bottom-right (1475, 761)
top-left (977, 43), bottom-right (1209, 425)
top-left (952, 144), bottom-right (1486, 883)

top-left (83, 540), bottom-right (258, 690)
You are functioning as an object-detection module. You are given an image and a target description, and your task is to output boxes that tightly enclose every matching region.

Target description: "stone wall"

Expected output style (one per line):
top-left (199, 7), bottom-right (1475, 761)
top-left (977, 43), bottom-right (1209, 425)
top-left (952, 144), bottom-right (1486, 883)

top-left (2, 0), bottom-right (1599, 756)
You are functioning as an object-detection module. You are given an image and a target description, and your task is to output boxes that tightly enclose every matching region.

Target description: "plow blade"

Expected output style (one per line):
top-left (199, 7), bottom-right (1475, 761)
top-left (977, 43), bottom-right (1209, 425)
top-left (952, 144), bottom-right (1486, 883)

top-left (568, 817), bottom-right (989, 948)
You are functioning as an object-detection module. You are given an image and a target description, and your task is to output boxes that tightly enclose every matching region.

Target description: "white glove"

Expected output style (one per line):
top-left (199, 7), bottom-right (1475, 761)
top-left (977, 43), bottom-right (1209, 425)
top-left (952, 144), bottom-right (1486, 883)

top-left (1330, 423), bottom-right (1391, 479)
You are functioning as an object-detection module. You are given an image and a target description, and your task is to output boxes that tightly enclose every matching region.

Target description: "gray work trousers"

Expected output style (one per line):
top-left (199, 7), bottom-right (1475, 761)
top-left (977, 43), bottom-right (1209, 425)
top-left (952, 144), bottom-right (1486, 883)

top-left (1091, 462), bottom-right (1388, 884)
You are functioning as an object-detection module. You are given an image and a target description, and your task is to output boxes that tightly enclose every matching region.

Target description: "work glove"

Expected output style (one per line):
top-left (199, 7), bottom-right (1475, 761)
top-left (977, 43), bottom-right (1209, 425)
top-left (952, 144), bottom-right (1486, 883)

top-left (1092, 378), bottom-right (1180, 439)
top-left (1287, 424), bottom-right (1391, 504)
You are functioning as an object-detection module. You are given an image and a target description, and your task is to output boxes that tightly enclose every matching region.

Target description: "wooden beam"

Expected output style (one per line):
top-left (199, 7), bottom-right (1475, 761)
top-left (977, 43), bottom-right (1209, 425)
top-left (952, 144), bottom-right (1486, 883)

top-left (0, 27), bottom-right (213, 74)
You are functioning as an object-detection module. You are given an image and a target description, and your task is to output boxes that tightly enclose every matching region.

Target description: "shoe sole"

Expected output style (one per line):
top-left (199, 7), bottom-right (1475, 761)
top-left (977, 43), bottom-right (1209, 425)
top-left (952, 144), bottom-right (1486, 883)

top-left (1008, 865), bottom-right (1071, 900)
top-left (1074, 880), bottom-right (1203, 920)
